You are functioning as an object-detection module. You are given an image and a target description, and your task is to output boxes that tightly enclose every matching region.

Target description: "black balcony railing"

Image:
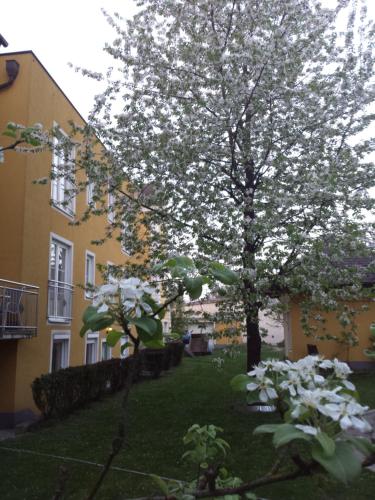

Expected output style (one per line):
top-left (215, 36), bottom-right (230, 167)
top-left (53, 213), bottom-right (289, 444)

top-left (47, 280), bottom-right (73, 322)
top-left (0, 279), bottom-right (39, 339)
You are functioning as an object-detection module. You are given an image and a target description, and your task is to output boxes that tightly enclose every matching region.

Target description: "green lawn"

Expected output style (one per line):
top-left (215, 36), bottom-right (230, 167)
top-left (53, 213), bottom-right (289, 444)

top-left (1, 346), bottom-right (375, 499)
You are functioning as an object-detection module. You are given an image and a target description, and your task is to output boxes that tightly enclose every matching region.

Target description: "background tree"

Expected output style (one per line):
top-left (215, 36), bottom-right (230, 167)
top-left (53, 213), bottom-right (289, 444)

top-left (76, 0), bottom-right (374, 369)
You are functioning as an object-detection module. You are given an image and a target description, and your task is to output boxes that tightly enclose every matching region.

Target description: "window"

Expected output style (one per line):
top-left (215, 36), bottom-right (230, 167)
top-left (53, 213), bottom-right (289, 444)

top-left (48, 235), bottom-right (73, 322)
top-left (51, 131), bottom-right (75, 216)
top-left (85, 251), bottom-right (95, 299)
top-left (87, 180), bottom-right (95, 206)
top-left (85, 332), bottom-right (99, 364)
top-left (121, 220), bottom-right (131, 255)
top-left (163, 321), bottom-right (169, 333)
top-left (101, 339), bottom-right (112, 361)
top-left (50, 332), bottom-right (70, 372)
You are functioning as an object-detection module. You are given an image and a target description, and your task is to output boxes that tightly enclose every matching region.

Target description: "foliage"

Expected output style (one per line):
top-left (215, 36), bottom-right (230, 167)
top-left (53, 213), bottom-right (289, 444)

top-left (3, 347), bottom-right (375, 499)
top-left (182, 424), bottom-right (230, 469)
top-left (80, 256), bottom-right (238, 354)
top-left (69, 0), bottom-right (375, 368)
top-left (31, 358), bottom-right (133, 418)
top-left (31, 342), bottom-right (184, 419)
top-left (1, 121), bottom-right (49, 151)
top-left (363, 323), bottom-right (375, 359)
top-left (233, 356), bottom-right (375, 485)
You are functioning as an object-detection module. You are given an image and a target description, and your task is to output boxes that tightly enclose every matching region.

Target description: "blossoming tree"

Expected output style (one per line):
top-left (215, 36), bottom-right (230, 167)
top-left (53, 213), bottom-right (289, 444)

top-left (72, 0), bottom-right (375, 370)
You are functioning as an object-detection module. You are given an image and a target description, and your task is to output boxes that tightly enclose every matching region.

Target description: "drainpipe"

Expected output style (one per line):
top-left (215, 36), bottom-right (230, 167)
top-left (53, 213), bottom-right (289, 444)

top-left (0, 60), bottom-right (20, 91)
top-left (0, 34), bottom-right (8, 47)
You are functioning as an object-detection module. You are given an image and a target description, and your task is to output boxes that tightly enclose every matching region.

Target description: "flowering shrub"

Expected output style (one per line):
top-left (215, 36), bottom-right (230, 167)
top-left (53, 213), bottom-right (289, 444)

top-left (79, 256), bottom-right (239, 354)
top-left (232, 356), bottom-right (375, 484)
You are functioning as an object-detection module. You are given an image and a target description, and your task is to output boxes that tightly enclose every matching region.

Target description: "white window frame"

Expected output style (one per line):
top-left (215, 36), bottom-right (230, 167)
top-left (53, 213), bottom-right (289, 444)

top-left (85, 251), bottom-right (95, 299)
top-left (121, 219), bottom-right (131, 255)
top-left (86, 179), bottom-right (96, 206)
top-left (49, 331), bottom-right (71, 372)
top-left (101, 339), bottom-right (112, 361)
top-left (48, 233), bottom-right (74, 323)
top-left (51, 125), bottom-right (76, 217)
top-left (85, 331), bottom-right (99, 364)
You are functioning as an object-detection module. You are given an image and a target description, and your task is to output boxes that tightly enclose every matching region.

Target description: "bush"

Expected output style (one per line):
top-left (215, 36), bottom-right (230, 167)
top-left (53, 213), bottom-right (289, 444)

top-left (32, 344), bottom-right (185, 419)
top-left (167, 341), bottom-right (185, 367)
top-left (32, 357), bottom-right (138, 419)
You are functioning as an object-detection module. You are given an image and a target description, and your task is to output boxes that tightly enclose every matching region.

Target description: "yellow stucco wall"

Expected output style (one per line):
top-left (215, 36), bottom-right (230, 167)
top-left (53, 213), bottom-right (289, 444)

top-left (286, 297), bottom-right (375, 363)
top-left (0, 52), bottom-right (135, 422)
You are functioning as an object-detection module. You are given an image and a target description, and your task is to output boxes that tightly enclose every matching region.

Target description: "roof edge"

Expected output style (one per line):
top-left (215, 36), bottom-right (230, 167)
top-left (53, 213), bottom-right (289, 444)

top-left (0, 50), bottom-right (88, 125)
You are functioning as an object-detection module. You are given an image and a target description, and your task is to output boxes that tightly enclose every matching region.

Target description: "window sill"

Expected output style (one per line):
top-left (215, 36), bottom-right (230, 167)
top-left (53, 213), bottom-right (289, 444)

top-left (48, 316), bottom-right (72, 324)
top-left (51, 201), bottom-right (75, 219)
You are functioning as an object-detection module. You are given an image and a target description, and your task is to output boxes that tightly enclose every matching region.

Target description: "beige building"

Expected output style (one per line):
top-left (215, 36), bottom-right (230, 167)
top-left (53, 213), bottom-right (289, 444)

top-left (184, 296), bottom-right (284, 348)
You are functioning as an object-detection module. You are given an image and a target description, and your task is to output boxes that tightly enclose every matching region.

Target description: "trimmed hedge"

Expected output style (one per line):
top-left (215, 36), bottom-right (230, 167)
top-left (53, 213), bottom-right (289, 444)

top-left (32, 357), bottom-right (136, 418)
top-left (32, 343), bottom-right (184, 419)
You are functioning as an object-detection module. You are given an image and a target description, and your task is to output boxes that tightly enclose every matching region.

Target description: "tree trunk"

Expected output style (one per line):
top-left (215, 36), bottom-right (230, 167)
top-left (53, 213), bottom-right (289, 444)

top-left (246, 310), bottom-right (261, 371)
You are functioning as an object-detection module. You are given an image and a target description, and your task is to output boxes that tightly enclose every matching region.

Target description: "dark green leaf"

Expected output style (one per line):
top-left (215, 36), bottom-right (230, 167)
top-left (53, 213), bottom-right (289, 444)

top-left (209, 262), bottom-right (239, 285)
top-left (150, 474), bottom-right (169, 495)
top-left (315, 432), bottom-right (335, 457)
top-left (130, 316), bottom-right (158, 335)
top-left (253, 424), bottom-right (282, 435)
top-left (230, 374), bottom-right (249, 392)
top-left (120, 342), bottom-right (131, 353)
top-left (106, 330), bottom-right (124, 347)
top-left (82, 305), bottom-right (98, 323)
top-left (184, 275), bottom-right (203, 300)
top-left (166, 256), bottom-right (195, 269)
top-left (272, 424), bottom-right (311, 448)
top-left (137, 318), bottom-right (164, 348)
top-left (312, 441), bottom-right (361, 485)
top-left (344, 436), bottom-right (375, 457)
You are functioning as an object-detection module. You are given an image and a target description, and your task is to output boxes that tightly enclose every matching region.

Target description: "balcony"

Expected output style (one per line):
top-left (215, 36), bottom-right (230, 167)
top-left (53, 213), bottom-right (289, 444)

top-left (47, 280), bottom-right (73, 323)
top-left (0, 279), bottom-right (39, 339)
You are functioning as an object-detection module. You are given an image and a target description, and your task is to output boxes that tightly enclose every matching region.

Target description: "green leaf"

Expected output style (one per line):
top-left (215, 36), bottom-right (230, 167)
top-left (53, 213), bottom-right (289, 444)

top-left (344, 436), bottom-right (375, 457)
top-left (184, 275), bottom-right (203, 300)
top-left (137, 318), bottom-right (164, 348)
top-left (312, 441), bottom-right (361, 485)
top-left (82, 305), bottom-right (98, 323)
top-left (143, 294), bottom-right (166, 320)
top-left (79, 312), bottom-right (114, 337)
top-left (209, 262), bottom-right (239, 285)
top-left (106, 330), bottom-right (124, 347)
top-left (253, 424), bottom-right (282, 435)
top-left (150, 474), bottom-right (169, 496)
top-left (230, 374), bottom-right (249, 392)
top-left (166, 256), bottom-right (195, 269)
top-left (143, 338), bottom-right (165, 349)
top-left (272, 424), bottom-right (311, 448)
top-left (315, 431), bottom-right (335, 457)
top-left (3, 129), bottom-right (17, 138)
top-left (130, 316), bottom-right (158, 335)
top-left (120, 342), bottom-right (131, 353)
top-left (246, 391), bottom-right (259, 405)
top-left (370, 323), bottom-right (375, 336)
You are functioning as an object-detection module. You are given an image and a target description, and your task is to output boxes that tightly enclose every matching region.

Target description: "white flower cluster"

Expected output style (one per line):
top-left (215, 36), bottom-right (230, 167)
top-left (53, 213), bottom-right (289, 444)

top-left (93, 277), bottom-right (156, 317)
top-left (247, 356), bottom-right (371, 436)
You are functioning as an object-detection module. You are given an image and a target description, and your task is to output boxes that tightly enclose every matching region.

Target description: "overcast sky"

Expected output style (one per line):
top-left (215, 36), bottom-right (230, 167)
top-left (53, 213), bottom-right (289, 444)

top-left (1, 0), bottom-right (374, 122)
top-left (1, 0), bottom-right (138, 120)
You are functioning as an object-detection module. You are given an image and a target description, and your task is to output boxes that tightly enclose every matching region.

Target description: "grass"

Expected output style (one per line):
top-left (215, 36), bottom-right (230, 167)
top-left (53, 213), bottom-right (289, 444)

top-left (1, 345), bottom-right (375, 499)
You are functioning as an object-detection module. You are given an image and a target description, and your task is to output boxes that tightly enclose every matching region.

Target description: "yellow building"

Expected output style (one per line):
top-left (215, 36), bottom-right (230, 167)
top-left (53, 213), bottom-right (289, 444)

top-left (0, 51), bottom-right (140, 428)
top-left (283, 260), bottom-right (375, 368)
